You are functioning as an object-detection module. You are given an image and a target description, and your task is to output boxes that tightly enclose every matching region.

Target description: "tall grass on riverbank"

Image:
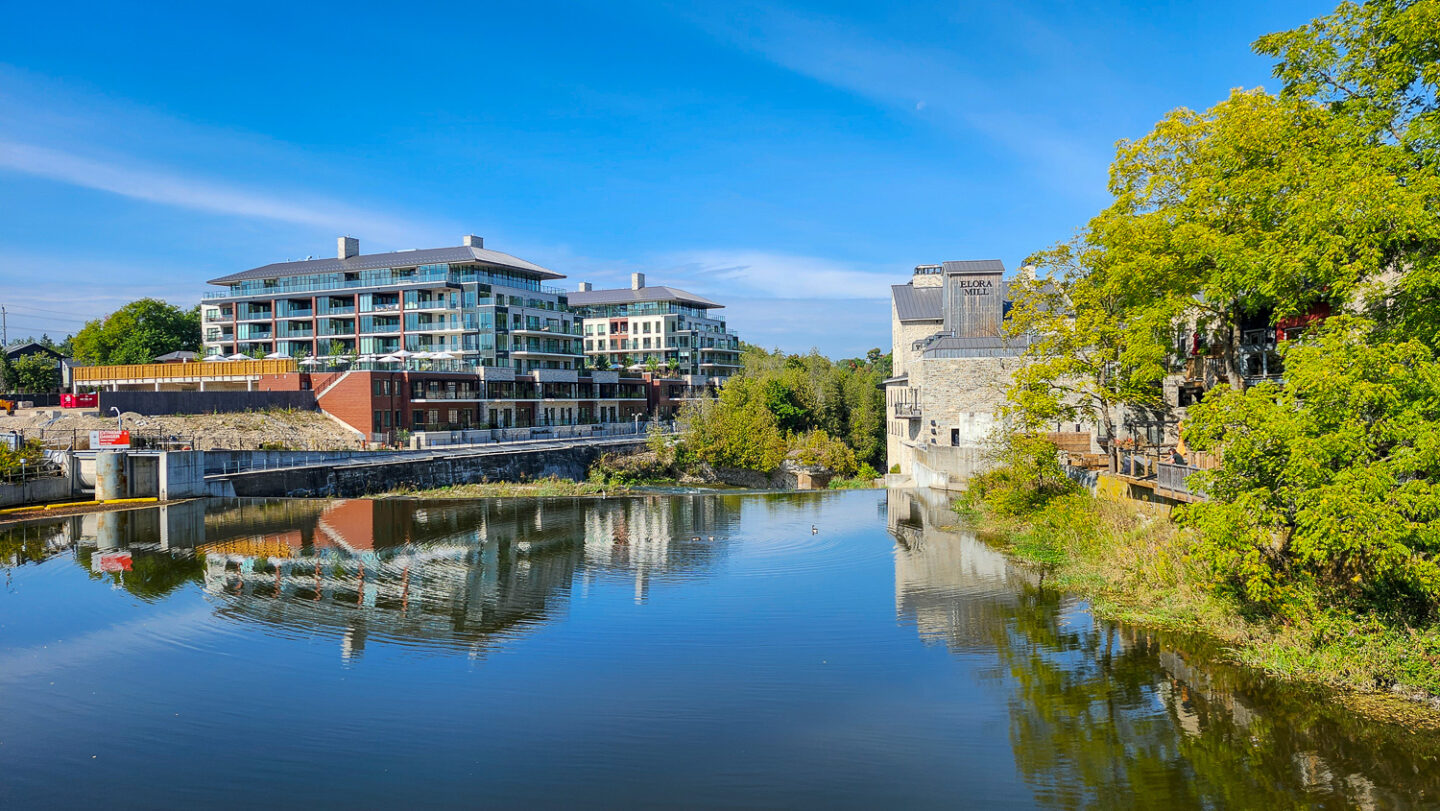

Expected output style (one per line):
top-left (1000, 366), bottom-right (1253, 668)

top-left (959, 446), bottom-right (1440, 713)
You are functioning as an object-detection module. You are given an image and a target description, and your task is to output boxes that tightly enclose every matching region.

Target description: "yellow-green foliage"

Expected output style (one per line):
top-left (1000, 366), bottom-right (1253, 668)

top-left (966, 432), bottom-right (1078, 517)
top-left (790, 430), bottom-right (858, 477)
top-left (681, 383), bottom-right (790, 471)
top-left (1184, 318), bottom-right (1440, 622)
top-left (967, 487), bottom-right (1440, 701)
top-left (676, 345), bottom-right (890, 475)
top-left (0, 440), bottom-right (44, 478)
top-left (675, 344), bottom-right (890, 474)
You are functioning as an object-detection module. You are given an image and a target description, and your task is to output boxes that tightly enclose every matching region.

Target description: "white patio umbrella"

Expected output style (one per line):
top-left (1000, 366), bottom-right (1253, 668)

top-left (299, 357), bottom-right (323, 366)
top-left (411, 351), bottom-right (435, 359)
top-left (203, 354), bottom-right (228, 362)
top-left (430, 351), bottom-right (458, 360)
top-left (264, 351), bottom-right (290, 360)
top-left (390, 349), bottom-right (416, 358)
top-left (331, 356), bottom-right (352, 364)
top-left (226, 353), bottom-right (251, 361)
top-left (375, 354), bottom-right (402, 364)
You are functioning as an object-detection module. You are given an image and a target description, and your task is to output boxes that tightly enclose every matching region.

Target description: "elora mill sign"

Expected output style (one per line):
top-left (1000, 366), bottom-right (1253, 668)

top-left (956, 279), bottom-right (995, 296)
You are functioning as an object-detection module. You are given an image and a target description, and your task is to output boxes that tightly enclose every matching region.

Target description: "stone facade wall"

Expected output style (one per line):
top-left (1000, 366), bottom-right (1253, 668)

top-left (886, 265), bottom-right (1023, 482)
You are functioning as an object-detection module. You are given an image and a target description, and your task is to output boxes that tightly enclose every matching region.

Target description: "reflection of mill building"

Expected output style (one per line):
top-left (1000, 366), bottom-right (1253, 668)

top-left (888, 489), bottom-right (1034, 651)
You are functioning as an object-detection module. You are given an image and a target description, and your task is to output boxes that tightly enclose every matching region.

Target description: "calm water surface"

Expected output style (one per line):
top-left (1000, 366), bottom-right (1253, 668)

top-left (2, 490), bottom-right (1437, 809)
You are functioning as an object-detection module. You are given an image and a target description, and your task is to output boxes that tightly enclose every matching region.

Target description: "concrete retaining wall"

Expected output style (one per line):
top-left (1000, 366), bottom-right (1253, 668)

top-left (159, 451), bottom-right (207, 500)
top-left (909, 445), bottom-right (989, 491)
top-left (99, 390), bottom-right (317, 416)
top-left (0, 475), bottom-right (73, 508)
top-left (203, 449), bottom-right (387, 475)
top-left (211, 441), bottom-right (646, 498)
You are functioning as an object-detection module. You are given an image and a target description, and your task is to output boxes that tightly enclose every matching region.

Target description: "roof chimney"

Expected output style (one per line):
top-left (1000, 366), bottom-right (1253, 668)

top-left (631, 272), bottom-right (645, 290)
top-left (338, 236), bottom-right (359, 260)
top-left (578, 282), bottom-right (592, 292)
top-left (463, 235), bottom-right (484, 249)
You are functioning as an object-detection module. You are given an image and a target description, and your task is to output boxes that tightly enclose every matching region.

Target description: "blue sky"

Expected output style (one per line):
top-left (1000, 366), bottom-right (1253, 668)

top-left (0, 0), bottom-right (1330, 356)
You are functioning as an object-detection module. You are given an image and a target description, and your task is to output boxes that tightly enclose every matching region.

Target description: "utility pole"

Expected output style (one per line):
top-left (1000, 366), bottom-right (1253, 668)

top-left (1, 304), bottom-right (7, 348)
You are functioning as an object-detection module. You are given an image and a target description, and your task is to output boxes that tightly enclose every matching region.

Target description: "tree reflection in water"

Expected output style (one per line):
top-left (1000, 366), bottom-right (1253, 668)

top-left (888, 488), bottom-right (1440, 810)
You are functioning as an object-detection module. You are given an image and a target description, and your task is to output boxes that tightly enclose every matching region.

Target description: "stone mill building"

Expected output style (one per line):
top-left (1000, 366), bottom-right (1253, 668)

top-left (884, 260), bottom-right (1032, 489)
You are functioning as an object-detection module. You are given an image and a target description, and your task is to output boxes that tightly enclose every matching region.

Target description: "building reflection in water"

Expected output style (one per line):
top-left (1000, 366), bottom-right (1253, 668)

top-left (888, 487), bottom-right (1036, 652)
top-left (885, 487), bottom-right (1440, 810)
top-left (1, 495), bottom-right (735, 661)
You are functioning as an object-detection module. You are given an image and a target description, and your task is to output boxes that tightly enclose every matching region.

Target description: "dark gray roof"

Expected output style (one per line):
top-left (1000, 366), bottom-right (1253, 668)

top-left (916, 333), bottom-right (1035, 359)
top-left (154, 350), bottom-right (198, 362)
top-left (942, 259), bottom-right (1006, 274)
top-left (208, 245), bottom-right (562, 285)
top-left (4, 342), bottom-right (64, 360)
top-left (568, 286), bottom-right (722, 310)
top-left (891, 284), bottom-right (943, 321)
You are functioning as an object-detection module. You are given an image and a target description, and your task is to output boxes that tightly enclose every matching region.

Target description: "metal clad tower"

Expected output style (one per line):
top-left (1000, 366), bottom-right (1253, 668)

top-left (941, 260), bottom-right (1006, 338)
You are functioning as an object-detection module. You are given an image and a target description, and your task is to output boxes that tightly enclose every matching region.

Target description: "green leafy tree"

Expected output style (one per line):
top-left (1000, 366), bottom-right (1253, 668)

top-left (666, 356), bottom-right (681, 375)
top-left (644, 354), bottom-right (660, 373)
top-left (590, 353), bottom-right (612, 371)
top-left (7, 353), bottom-right (59, 392)
top-left (1008, 246), bottom-right (1169, 470)
top-left (1256, 0), bottom-right (1440, 157)
top-left (70, 299), bottom-right (201, 365)
top-left (1183, 317), bottom-right (1440, 620)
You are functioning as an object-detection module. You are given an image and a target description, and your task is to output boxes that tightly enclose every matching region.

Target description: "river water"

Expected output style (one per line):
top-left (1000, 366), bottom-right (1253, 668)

top-left (1, 490), bottom-right (1437, 809)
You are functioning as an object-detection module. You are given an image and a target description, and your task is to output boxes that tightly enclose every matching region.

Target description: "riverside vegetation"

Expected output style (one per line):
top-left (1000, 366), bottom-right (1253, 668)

top-left (590, 344), bottom-right (890, 488)
top-left (974, 0), bottom-right (1440, 713)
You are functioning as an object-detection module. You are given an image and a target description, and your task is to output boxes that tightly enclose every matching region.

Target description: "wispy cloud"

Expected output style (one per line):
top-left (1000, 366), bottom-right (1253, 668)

top-left (659, 249), bottom-right (894, 301)
top-left (0, 140), bottom-right (430, 245)
top-left (678, 2), bottom-right (1109, 191)
top-left (0, 249), bottom-right (203, 336)
top-left (644, 249), bottom-right (894, 354)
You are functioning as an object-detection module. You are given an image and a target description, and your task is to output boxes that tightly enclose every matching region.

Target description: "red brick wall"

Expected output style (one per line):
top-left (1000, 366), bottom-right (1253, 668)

top-left (256, 373), bottom-right (305, 391)
top-left (316, 371), bottom-right (383, 435)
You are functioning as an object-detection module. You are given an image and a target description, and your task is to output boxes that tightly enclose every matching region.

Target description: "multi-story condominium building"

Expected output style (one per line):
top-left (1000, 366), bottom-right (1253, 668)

top-left (885, 260), bottom-right (1036, 489)
top-left (569, 273), bottom-right (741, 382)
top-left (178, 236), bottom-right (651, 439)
top-left (201, 235), bottom-right (584, 373)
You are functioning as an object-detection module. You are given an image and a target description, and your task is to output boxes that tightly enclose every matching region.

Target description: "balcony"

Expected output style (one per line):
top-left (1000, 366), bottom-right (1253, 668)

top-left (203, 267), bottom-right (454, 300)
top-left (513, 348), bottom-right (581, 358)
top-left (411, 390), bottom-right (484, 401)
top-left (893, 402), bottom-right (922, 419)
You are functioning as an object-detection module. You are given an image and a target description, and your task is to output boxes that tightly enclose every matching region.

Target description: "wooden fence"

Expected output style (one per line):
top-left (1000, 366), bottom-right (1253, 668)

top-left (73, 359), bottom-right (297, 383)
